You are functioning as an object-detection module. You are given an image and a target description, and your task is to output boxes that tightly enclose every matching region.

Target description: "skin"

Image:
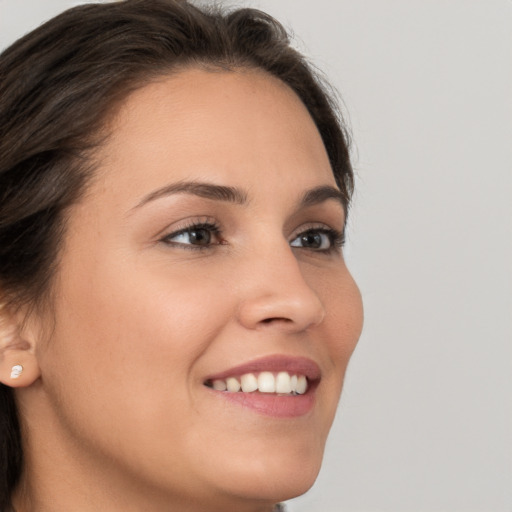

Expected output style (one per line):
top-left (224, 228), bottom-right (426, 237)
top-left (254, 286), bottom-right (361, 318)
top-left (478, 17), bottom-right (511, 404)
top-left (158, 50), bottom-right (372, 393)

top-left (6, 68), bottom-right (363, 512)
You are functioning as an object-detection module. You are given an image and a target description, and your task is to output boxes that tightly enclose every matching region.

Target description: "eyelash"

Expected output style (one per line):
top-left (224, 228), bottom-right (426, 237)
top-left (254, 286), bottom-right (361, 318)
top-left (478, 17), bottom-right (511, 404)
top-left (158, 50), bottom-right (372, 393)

top-left (160, 221), bottom-right (223, 251)
top-left (292, 227), bottom-right (346, 254)
top-left (159, 221), bottom-right (345, 254)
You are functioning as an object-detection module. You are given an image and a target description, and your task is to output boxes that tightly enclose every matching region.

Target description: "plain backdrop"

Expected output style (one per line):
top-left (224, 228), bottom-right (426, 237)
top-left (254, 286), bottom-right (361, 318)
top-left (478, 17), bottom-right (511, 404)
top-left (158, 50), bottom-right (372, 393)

top-left (1, 1), bottom-right (511, 511)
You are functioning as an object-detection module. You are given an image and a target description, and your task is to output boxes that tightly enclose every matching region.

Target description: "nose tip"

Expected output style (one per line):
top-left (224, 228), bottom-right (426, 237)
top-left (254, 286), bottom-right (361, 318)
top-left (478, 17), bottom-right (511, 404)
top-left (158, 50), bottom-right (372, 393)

top-left (236, 260), bottom-right (326, 333)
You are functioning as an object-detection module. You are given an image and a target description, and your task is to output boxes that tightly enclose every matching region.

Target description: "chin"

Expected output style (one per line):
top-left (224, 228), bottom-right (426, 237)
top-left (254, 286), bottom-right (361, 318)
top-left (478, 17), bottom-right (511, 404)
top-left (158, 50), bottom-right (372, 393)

top-left (233, 462), bottom-right (321, 504)
top-left (207, 438), bottom-right (325, 505)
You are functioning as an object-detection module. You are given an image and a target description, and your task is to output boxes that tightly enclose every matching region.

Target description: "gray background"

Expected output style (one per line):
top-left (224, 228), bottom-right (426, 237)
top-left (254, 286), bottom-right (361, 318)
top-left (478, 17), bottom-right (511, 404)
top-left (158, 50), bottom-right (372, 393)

top-left (1, 1), bottom-right (511, 511)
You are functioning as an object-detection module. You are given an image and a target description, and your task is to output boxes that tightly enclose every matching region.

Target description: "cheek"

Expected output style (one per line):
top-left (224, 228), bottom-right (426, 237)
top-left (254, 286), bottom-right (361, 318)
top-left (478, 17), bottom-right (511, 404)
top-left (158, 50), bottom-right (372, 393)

top-left (36, 258), bottom-right (238, 489)
top-left (316, 270), bottom-right (363, 413)
top-left (312, 265), bottom-right (364, 360)
top-left (41, 256), bottom-right (232, 431)
top-left (330, 277), bottom-right (364, 361)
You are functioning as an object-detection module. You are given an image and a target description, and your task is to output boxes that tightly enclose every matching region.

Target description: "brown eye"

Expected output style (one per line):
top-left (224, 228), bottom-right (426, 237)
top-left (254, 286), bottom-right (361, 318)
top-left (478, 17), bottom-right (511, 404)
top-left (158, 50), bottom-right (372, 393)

top-left (298, 232), bottom-right (323, 249)
top-left (186, 228), bottom-right (211, 245)
top-left (290, 228), bottom-right (344, 253)
top-left (161, 223), bottom-right (221, 248)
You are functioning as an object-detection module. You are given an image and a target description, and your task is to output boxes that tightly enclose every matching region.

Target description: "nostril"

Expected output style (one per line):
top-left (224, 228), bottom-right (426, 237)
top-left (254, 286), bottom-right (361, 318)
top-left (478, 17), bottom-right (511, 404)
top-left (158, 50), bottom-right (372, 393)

top-left (261, 317), bottom-right (292, 324)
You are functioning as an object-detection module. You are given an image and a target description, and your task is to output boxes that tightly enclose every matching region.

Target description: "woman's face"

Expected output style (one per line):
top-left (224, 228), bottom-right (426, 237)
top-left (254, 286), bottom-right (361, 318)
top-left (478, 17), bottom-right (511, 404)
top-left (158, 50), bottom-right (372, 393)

top-left (30, 69), bottom-right (363, 510)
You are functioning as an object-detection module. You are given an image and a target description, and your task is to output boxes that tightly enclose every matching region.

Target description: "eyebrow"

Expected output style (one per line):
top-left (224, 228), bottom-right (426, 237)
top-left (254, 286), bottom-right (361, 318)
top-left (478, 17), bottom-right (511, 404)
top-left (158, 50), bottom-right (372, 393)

top-left (133, 181), bottom-right (248, 210)
top-left (299, 185), bottom-right (346, 209)
top-left (132, 181), bottom-right (345, 211)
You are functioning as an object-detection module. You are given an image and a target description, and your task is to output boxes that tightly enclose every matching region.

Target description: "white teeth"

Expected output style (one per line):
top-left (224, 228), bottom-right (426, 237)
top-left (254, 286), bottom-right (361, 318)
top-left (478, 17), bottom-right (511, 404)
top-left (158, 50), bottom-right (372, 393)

top-left (226, 377), bottom-right (241, 392)
top-left (240, 373), bottom-right (258, 392)
top-left (258, 372), bottom-right (275, 393)
top-left (296, 375), bottom-right (307, 395)
top-left (208, 371), bottom-right (309, 395)
top-left (290, 375), bottom-right (298, 392)
top-left (275, 372), bottom-right (292, 394)
top-left (212, 379), bottom-right (227, 391)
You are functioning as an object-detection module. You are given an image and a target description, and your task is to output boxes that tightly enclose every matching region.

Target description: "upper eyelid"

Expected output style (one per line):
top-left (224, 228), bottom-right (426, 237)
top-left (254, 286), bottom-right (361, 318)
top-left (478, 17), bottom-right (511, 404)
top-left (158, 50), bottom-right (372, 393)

top-left (157, 216), bottom-right (218, 237)
top-left (289, 221), bottom-right (343, 238)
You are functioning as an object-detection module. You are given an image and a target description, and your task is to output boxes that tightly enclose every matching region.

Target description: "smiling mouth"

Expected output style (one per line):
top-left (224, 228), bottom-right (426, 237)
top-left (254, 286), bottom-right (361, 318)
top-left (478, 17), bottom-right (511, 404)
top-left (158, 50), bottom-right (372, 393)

top-left (204, 371), bottom-right (309, 396)
top-left (203, 356), bottom-right (320, 417)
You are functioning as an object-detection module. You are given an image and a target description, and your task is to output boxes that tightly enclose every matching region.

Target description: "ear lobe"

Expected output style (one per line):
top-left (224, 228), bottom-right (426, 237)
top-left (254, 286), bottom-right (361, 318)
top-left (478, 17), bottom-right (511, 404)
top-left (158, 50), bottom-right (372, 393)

top-left (0, 303), bottom-right (41, 388)
top-left (0, 359), bottom-right (41, 388)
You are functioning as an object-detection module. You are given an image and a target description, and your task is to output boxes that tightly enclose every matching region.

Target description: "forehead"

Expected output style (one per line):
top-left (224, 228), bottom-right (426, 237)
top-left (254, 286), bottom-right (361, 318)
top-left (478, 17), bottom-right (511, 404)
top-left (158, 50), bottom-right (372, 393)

top-left (94, 68), bottom-right (335, 199)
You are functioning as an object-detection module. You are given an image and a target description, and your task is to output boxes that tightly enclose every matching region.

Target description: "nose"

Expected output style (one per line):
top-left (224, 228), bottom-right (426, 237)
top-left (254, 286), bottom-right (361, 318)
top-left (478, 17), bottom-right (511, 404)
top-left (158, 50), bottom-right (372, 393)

top-left (236, 244), bottom-right (326, 333)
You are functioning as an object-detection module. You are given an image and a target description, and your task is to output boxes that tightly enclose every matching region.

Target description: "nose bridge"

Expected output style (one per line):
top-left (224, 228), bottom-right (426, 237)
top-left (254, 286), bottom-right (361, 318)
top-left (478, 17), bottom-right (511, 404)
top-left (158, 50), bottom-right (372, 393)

top-left (236, 238), bottom-right (325, 331)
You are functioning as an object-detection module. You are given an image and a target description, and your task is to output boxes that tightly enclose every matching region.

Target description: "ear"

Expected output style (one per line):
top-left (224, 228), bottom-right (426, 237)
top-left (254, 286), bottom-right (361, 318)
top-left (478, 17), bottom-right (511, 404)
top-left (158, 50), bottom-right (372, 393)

top-left (0, 302), bottom-right (41, 388)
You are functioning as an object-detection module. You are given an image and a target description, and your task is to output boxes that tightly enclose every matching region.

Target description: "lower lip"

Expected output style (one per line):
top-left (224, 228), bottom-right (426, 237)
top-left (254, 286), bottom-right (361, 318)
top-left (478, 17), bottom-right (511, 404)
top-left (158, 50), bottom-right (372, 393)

top-left (206, 384), bottom-right (317, 418)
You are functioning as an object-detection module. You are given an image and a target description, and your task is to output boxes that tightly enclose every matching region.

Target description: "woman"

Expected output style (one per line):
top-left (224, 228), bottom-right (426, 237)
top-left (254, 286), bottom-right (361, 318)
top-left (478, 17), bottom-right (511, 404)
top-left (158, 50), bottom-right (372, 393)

top-left (0, 1), bottom-right (363, 511)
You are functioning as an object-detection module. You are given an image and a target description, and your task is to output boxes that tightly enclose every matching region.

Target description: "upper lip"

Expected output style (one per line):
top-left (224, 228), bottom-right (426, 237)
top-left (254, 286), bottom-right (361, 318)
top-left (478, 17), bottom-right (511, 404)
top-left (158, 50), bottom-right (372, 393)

top-left (204, 354), bottom-right (321, 382)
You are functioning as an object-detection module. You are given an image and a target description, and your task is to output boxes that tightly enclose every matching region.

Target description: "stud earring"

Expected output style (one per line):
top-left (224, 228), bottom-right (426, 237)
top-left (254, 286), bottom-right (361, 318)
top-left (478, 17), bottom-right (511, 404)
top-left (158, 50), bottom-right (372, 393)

top-left (10, 364), bottom-right (23, 379)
